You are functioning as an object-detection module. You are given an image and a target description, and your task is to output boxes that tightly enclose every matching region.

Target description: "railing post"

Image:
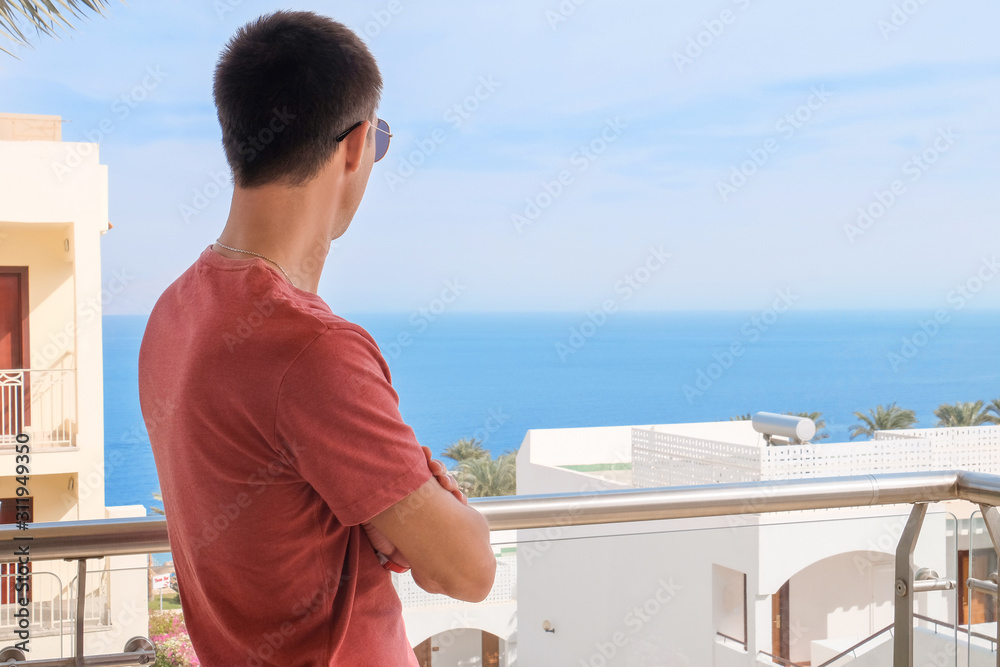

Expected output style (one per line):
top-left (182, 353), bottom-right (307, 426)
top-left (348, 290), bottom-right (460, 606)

top-left (894, 502), bottom-right (928, 667)
top-left (978, 505), bottom-right (1000, 667)
top-left (74, 559), bottom-right (86, 667)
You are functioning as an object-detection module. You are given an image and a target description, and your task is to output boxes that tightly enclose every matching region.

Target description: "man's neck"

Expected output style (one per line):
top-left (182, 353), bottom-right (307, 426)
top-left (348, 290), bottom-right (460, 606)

top-left (215, 184), bottom-right (342, 294)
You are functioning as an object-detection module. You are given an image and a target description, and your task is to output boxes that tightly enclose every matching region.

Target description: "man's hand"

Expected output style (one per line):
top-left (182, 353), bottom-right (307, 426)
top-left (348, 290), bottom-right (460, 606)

top-left (421, 445), bottom-right (467, 505)
top-left (362, 519), bottom-right (409, 567)
top-left (361, 446), bottom-right (467, 569)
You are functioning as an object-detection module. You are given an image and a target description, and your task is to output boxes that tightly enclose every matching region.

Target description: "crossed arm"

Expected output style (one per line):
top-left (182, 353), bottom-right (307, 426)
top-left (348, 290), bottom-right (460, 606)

top-left (363, 446), bottom-right (497, 603)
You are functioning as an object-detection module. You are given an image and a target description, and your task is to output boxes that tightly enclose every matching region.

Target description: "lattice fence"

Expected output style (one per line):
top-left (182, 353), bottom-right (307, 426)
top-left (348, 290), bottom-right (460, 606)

top-left (633, 426), bottom-right (1000, 488)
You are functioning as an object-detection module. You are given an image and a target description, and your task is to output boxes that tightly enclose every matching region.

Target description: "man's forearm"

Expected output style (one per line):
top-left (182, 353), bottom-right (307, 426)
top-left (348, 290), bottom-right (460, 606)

top-left (409, 503), bottom-right (495, 603)
top-left (411, 567), bottom-right (448, 596)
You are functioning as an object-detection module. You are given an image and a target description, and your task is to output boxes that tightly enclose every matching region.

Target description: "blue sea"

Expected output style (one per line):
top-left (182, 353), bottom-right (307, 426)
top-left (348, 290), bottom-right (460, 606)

top-left (103, 310), bottom-right (1000, 514)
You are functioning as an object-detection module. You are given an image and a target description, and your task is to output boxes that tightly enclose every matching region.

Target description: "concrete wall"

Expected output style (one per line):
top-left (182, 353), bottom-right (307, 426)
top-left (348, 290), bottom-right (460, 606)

top-left (841, 625), bottom-right (996, 667)
top-left (404, 602), bottom-right (517, 653)
top-left (755, 510), bottom-right (953, 662)
top-left (0, 132), bottom-right (110, 515)
top-left (0, 224), bottom-right (75, 370)
top-left (0, 120), bottom-right (144, 662)
top-left (0, 113), bottom-right (61, 141)
top-left (517, 517), bottom-right (759, 666)
top-left (516, 426), bottom-right (645, 495)
top-left (516, 425), bottom-right (958, 666)
top-left (789, 552), bottom-right (893, 664)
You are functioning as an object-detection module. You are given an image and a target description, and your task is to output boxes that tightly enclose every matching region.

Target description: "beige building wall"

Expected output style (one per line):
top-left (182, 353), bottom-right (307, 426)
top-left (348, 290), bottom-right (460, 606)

top-left (0, 113), bottom-right (148, 657)
top-left (0, 112), bottom-right (109, 515)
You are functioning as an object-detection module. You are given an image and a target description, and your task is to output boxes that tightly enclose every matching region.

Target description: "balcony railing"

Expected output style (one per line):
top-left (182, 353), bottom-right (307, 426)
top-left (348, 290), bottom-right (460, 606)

top-left (0, 369), bottom-right (76, 449)
top-left (0, 570), bottom-right (68, 638)
top-left (2, 470), bottom-right (1000, 666)
top-left (633, 425), bottom-right (1000, 487)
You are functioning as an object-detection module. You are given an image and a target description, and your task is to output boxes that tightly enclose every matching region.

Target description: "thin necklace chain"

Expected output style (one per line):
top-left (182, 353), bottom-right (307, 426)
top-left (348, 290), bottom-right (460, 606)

top-left (215, 240), bottom-right (295, 287)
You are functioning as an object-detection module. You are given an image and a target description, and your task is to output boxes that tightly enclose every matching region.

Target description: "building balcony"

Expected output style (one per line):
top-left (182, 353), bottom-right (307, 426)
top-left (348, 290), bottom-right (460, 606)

top-left (0, 368), bottom-right (76, 450)
top-left (0, 566), bottom-right (113, 642)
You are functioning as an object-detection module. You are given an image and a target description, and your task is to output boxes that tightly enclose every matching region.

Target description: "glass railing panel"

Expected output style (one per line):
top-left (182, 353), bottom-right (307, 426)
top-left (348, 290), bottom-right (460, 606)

top-left (12, 504), bottom-right (978, 666)
top-left (966, 510), bottom-right (999, 667)
top-left (395, 507), bottom-right (959, 666)
top-left (909, 511), bottom-right (960, 667)
top-left (0, 554), bottom-right (151, 660)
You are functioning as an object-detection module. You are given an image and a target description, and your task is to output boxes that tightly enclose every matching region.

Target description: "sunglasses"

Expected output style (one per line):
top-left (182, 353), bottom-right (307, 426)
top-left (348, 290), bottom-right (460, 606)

top-left (335, 118), bottom-right (392, 162)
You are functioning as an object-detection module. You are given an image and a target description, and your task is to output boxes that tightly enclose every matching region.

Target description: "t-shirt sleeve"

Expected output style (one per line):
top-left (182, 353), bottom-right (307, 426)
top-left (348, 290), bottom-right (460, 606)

top-left (274, 326), bottom-right (433, 526)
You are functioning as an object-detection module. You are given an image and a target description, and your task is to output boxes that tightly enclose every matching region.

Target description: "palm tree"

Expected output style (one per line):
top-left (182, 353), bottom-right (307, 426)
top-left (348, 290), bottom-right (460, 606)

top-left (150, 491), bottom-right (164, 516)
top-left (728, 413), bottom-right (752, 421)
top-left (850, 403), bottom-right (917, 440)
top-left (1, 0), bottom-right (117, 55)
top-left (442, 438), bottom-right (490, 464)
top-left (934, 401), bottom-right (992, 427)
top-left (986, 398), bottom-right (1000, 425)
top-left (455, 453), bottom-right (516, 498)
top-left (785, 411), bottom-right (829, 441)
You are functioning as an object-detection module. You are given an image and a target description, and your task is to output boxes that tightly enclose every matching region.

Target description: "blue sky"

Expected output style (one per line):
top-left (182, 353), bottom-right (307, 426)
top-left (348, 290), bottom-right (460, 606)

top-left (2, 0), bottom-right (998, 313)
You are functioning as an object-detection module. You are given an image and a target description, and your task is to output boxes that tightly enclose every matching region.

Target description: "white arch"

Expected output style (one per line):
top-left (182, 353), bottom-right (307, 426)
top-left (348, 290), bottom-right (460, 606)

top-left (761, 548), bottom-right (894, 597)
top-left (758, 513), bottom-right (907, 595)
top-left (404, 603), bottom-right (517, 647)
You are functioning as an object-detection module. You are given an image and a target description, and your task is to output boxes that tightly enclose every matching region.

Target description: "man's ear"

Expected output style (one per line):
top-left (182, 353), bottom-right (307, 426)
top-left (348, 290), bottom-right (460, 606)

top-left (341, 121), bottom-right (371, 174)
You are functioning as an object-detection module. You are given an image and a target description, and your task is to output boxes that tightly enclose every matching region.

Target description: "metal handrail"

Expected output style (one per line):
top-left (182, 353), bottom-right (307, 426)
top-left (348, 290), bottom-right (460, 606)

top-left (757, 648), bottom-right (808, 667)
top-left (715, 631), bottom-right (747, 648)
top-left (0, 470), bottom-right (980, 558)
top-left (1, 469), bottom-right (999, 667)
top-left (915, 613), bottom-right (998, 647)
top-left (815, 623), bottom-right (894, 667)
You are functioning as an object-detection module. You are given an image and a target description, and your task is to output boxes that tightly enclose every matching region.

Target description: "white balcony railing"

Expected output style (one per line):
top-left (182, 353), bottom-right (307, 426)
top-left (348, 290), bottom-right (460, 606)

top-left (0, 567), bottom-right (112, 643)
top-left (0, 368), bottom-right (76, 449)
top-left (0, 471), bottom-right (996, 666)
top-left (632, 425), bottom-right (1000, 488)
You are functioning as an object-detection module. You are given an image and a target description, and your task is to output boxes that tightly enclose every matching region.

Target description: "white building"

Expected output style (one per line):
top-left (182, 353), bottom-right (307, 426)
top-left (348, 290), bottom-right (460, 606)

top-left (0, 112), bottom-right (148, 657)
top-left (510, 420), bottom-right (1000, 666)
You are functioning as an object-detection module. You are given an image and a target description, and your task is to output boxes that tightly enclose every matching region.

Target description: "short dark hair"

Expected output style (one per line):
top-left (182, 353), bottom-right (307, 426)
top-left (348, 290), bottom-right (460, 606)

top-left (213, 11), bottom-right (382, 188)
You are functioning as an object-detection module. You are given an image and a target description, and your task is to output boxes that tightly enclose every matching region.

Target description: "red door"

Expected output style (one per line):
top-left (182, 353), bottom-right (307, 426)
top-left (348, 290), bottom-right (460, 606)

top-left (0, 497), bottom-right (33, 604)
top-left (1, 268), bottom-right (30, 435)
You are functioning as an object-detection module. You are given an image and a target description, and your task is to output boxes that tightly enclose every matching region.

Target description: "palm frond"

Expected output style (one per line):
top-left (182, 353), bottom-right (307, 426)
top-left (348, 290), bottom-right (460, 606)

top-left (150, 490), bottom-right (164, 515)
top-left (987, 398), bottom-right (1000, 425)
top-left (934, 400), bottom-right (991, 427)
top-left (455, 453), bottom-right (516, 498)
top-left (0, 0), bottom-right (120, 56)
top-left (442, 437), bottom-right (490, 464)
top-left (850, 402), bottom-right (917, 440)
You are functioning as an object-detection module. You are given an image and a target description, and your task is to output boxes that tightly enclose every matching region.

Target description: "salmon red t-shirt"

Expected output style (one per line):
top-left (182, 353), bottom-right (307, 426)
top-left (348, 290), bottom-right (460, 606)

top-left (138, 246), bottom-right (432, 666)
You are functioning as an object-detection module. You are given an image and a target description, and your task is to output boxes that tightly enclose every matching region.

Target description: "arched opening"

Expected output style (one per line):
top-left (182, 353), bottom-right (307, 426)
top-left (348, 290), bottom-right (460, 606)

top-left (413, 628), bottom-right (507, 667)
top-left (771, 550), bottom-right (895, 665)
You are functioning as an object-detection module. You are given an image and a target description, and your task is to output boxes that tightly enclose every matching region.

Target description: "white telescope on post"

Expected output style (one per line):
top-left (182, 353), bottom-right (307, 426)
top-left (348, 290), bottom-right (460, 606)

top-left (751, 411), bottom-right (816, 445)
